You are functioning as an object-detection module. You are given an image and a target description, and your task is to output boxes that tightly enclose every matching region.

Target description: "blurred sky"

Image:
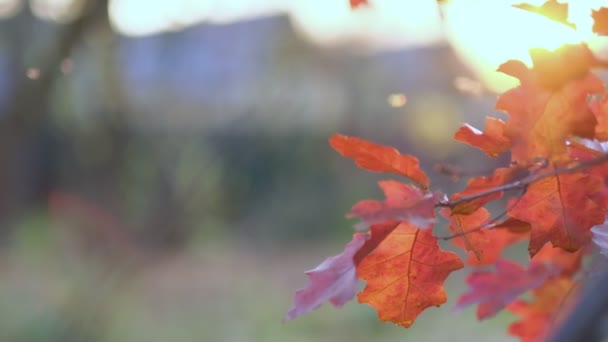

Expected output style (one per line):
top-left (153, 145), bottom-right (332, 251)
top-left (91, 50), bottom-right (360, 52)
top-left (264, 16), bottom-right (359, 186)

top-left (3, 0), bottom-right (602, 93)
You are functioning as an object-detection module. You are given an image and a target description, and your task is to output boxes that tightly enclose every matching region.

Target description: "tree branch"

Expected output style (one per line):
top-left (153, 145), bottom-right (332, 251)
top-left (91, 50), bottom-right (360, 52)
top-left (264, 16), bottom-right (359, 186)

top-left (437, 153), bottom-right (608, 209)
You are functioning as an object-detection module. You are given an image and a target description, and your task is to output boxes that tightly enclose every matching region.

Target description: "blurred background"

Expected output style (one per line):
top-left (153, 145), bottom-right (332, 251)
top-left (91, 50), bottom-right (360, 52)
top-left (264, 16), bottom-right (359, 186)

top-left (0, 0), bottom-right (605, 341)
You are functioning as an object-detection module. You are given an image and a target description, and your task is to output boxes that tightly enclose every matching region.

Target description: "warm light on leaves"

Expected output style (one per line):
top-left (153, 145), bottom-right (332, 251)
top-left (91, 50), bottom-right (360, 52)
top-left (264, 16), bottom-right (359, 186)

top-left (509, 171), bottom-right (606, 256)
top-left (513, 0), bottom-right (574, 29)
top-left (454, 117), bottom-right (510, 157)
top-left (497, 48), bottom-right (603, 162)
top-left (357, 223), bottom-right (463, 327)
top-left (349, 0), bottom-right (367, 9)
top-left (329, 133), bottom-right (430, 188)
top-left (592, 7), bottom-right (608, 35)
top-left (286, 1), bottom-right (608, 340)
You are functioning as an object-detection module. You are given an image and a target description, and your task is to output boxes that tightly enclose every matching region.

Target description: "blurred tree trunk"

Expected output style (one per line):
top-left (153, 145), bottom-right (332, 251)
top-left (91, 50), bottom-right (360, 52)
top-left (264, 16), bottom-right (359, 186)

top-left (0, 0), bottom-right (108, 242)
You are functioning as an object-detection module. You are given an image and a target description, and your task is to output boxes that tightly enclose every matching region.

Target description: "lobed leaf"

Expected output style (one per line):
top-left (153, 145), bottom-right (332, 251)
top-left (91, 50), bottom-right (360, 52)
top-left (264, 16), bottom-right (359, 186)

top-left (347, 180), bottom-right (436, 230)
top-left (329, 133), bottom-right (430, 188)
top-left (285, 233), bottom-right (368, 321)
top-left (455, 259), bottom-right (561, 320)
top-left (454, 117), bottom-right (511, 157)
top-left (450, 166), bottom-right (529, 215)
top-left (508, 171), bottom-right (606, 256)
top-left (513, 0), bottom-right (574, 29)
top-left (451, 217), bottom-right (529, 266)
top-left (592, 7), bottom-right (608, 35)
top-left (357, 223), bottom-right (463, 327)
top-left (508, 277), bottom-right (576, 342)
top-left (497, 47), bottom-right (603, 163)
top-left (441, 207), bottom-right (491, 262)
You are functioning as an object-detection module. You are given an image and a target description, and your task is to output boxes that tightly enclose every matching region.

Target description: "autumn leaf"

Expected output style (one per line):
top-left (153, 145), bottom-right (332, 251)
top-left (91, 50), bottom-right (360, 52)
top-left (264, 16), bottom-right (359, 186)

top-left (441, 207), bottom-right (490, 262)
top-left (455, 259), bottom-right (560, 320)
top-left (508, 277), bottom-right (576, 342)
top-left (347, 180), bottom-right (436, 230)
top-left (449, 166), bottom-right (529, 215)
top-left (508, 170), bottom-right (606, 256)
top-left (349, 0), bottom-right (368, 9)
top-left (532, 242), bottom-right (584, 277)
top-left (497, 47), bottom-right (603, 162)
top-left (357, 222), bottom-right (463, 327)
top-left (453, 221), bottom-right (529, 266)
top-left (285, 233), bottom-right (369, 321)
top-left (513, 0), bottom-right (575, 29)
top-left (454, 117), bottom-right (511, 157)
top-left (329, 133), bottom-right (430, 188)
top-left (592, 7), bottom-right (608, 35)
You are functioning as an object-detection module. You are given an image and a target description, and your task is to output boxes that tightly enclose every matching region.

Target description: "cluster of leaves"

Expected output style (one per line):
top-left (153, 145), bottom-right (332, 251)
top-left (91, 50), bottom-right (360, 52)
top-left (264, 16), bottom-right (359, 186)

top-left (286, 1), bottom-right (608, 341)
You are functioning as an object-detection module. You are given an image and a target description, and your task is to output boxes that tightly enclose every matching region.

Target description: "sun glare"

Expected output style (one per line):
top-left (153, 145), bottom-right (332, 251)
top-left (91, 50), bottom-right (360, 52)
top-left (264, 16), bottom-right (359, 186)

top-left (444, 0), bottom-right (604, 93)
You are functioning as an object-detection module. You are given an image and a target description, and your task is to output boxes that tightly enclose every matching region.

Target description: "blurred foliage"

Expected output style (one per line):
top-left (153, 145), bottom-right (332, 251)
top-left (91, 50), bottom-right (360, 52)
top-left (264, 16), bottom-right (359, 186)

top-left (0, 1), bottom-right (511, 341)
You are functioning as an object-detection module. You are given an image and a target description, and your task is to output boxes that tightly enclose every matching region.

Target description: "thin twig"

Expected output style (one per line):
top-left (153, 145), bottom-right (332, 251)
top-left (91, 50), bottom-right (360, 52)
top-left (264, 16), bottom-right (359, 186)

top-left (437, 153), bottom-right (608, 209)
top-left (438, 187), bottom-right (527, 240)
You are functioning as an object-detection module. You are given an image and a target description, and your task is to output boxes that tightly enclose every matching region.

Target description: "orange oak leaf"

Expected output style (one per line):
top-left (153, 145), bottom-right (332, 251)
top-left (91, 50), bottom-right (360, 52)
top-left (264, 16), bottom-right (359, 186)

top-left (453, 117), bottom-right (511, 157)
top-left (497, 47), bottom-right (603, 162)
top-left (455, 259), bottom-right (560, 320)
top-left (592, 7), bottom-right (608, 35)
top-left (349, 0), bottom-right (368, 8)
top-left (285, 233), bottom-right (369, 321)
top-left (441, 207), bottom-right (491, 262)
top-left (329, 133), bottom-right (430, 188)
top-left (513, 0), bottom-right (575, 29)
top-left (508, 277), bottom-right (576, 342)
top-left (347, 180), bottom-right (436, 230)
top-left (508, 170), bottom-right (606, 256)
top-left (450, 166), bottom-right (529, 215)
top-left (532, 242), bottom-right (584, 277)
top-left (356, 222), bottom-right (463, 327)
top-left (454, 223), bottom-right (529, 266)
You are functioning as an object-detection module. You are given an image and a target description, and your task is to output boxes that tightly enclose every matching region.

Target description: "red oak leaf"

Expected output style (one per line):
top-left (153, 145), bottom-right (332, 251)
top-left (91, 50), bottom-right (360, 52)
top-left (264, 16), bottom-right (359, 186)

top-left (454, 117), bottom-right (511, 157)
top-left (455, 259), bottom-right (560, 320)
top-left (532, 242), bottom-right (584, 277)
top-left (347, 180), bottom-right (436, 230)
top-left (513, 0), bottom-right (575, 29)
top-left (450, 166), bottom-right (529, 215)
top-left (349, 0), bottom-right (368, 9)
top-left (285, 233), bottom-right (369, 321)
top-left (509, 170), bottom-right (606, 256)
top-left (329, 133), bottom-right (430, 188)
top-left (592, 7), bottom-right (608, 35)
top-left (497, 47), bottom-right (603, 162)
top-left (454, 222), bottom-right (529, 266)
top-left (441, 207), bottom-right (491, 262)
top-left (357, 223), bottom-right (463, 327)
top-left (508, 277), bottom-right (576, 342)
